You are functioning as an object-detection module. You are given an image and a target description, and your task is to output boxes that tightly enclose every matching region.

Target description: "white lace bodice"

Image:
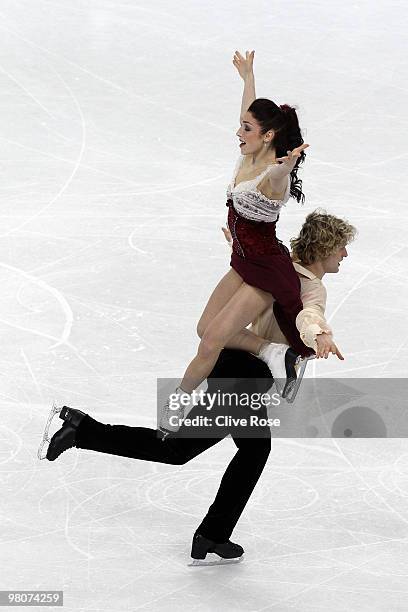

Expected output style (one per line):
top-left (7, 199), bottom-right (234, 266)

top-left (226, 155), bottom-right (290, 223)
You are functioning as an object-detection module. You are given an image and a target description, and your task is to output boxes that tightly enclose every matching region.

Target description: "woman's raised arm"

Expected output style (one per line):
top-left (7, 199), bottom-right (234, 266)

top-left (233, 50), bottom-right (256, 119)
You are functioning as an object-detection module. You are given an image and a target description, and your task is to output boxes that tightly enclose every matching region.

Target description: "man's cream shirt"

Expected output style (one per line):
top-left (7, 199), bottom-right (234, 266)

top-left (250, 261), bottom-right (333, 352)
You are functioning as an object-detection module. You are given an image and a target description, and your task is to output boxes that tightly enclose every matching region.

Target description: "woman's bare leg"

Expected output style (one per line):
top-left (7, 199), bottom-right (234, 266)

top-left (196, 269), bottom-right (271, 357)
top-left (180, 283), bottom-right (273, 393)
top-left (196, 268), bottom-right (244, 335)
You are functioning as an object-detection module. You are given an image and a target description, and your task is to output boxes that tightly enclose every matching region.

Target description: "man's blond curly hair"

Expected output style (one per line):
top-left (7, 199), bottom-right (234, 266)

top-left (290, 209), bottom-right (357, 264)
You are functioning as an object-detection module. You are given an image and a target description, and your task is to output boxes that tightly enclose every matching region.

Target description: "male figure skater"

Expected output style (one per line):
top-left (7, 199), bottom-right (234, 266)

top-left (39, 209), bottom-right (356, 565)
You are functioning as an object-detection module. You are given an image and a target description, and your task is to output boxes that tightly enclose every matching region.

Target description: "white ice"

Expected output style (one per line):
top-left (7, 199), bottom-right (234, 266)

top-left (1, 0), bottom-right (408, 610)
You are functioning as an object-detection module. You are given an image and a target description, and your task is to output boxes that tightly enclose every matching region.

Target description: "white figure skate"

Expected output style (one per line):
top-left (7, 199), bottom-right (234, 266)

top-left (37, 402), bottom-right (62, 460)
top-left (158, 386), bottom-right (196, 441)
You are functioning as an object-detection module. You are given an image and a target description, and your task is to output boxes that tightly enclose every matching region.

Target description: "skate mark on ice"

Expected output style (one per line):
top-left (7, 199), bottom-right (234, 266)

top-left (0, 62), bottom-right (87, 238)
top-left (0, 261), bottom-right (73, 348)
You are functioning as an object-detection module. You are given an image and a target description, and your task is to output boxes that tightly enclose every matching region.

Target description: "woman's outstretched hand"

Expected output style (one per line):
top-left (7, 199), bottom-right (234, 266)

top-left (233, 50), bottom-right (255, 80)
top-left (276, 143), bottom-right (310, 164)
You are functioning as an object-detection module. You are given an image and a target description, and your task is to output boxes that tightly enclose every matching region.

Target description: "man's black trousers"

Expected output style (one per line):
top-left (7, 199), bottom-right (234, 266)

top-left (74, 349), bottom-right (273, 542)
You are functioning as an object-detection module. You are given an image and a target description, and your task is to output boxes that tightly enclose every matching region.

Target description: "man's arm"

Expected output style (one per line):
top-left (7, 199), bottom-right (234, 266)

top-left (296, 279), bottom-right (343, 359)
top-left (295, 281), bottom-right (332, 350)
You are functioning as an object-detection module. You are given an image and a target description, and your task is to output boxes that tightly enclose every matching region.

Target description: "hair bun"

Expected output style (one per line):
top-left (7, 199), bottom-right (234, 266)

top-left (279, 104), bottom-right (295, 114)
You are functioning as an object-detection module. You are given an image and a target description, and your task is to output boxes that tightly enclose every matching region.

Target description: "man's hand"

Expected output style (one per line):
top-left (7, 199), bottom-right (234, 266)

top-left (315, 333), bottom-right (344, 360)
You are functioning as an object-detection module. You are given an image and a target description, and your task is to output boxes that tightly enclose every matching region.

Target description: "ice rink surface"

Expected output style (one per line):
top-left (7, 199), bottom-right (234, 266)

top-left (1, 0), bottom-right (408, 610)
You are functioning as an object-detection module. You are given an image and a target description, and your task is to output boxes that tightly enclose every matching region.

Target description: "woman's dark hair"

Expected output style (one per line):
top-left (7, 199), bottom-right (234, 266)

top-left (247, 98), bottom-right (306, 204)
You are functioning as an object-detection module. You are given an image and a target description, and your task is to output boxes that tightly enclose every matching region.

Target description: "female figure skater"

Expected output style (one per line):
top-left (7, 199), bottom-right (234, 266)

top-left (160, 50), bottom-right (312, 435)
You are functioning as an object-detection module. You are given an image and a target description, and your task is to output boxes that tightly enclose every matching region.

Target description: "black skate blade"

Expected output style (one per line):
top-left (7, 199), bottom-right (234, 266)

top-left (188, 553), bottom-right (244, 567)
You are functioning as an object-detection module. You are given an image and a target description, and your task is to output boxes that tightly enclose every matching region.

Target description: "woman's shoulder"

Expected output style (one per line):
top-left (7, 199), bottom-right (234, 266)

top-left (259, 172), bottom-right (290, 201)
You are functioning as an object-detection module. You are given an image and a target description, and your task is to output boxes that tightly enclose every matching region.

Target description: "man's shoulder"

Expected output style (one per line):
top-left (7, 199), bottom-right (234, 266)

top-left (293, 261), bottom-right (325, 285)
top-left (293, 262), bottom-right (327, 304)
top-left (293, 261), bottom-right (316, 280)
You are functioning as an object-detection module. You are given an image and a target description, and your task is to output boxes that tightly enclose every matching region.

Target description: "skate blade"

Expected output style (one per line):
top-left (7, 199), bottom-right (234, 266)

top-left (285, 356), bottom-right (316, 404)
top-left (272, 349), bottom-right (300, 398)
top-left (158, 419), bottom-right (183, 437)
top-left (274, 377), bottom-right (298, 401)
top-left (188, 553), bottom-right (244, 567)
top-left (158, 427), bottom-right (180, 442)
top-left (37, 402), bottom-right (62, 460)
top-left (273, 378), bottom-right (286, 400)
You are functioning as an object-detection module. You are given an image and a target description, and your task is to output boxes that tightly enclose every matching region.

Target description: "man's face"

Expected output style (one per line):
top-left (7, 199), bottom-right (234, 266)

top-left (321, 245), bottom-right (348, 274)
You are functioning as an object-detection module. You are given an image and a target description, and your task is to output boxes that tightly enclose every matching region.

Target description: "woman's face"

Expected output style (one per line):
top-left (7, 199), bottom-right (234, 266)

top-left (236, 112), bottom-right (272, 155)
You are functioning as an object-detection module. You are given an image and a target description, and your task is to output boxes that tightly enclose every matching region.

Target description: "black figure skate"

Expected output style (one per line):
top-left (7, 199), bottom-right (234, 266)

top-left (37, 404), bottom-right (86, 461)
top-left (188, 532), bottom-right (244, 566)
top-left (259, 342), bottom-right (316, 402)
top-left (259, 344), bottom-right (300, 399)
top-left (284, 354), bottom-right (316, 403)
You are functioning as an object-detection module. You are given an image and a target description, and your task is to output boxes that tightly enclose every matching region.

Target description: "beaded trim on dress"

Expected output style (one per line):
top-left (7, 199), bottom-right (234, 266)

top-left (227, 155), bottom-right (290, 223)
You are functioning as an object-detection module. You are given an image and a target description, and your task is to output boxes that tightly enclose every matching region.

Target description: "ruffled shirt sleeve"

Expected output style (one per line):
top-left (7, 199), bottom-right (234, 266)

top-left (294, 271), bottom-right (333, 351)
top-left (250, 262), bottom-right (333, 351)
